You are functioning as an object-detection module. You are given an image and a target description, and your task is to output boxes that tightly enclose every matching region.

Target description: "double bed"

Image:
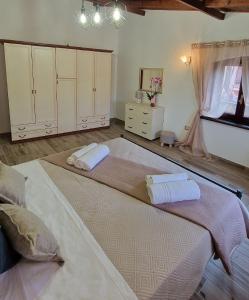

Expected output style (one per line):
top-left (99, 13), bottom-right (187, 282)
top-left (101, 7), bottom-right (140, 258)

top-left (1, 137), bottom-right (246, 300)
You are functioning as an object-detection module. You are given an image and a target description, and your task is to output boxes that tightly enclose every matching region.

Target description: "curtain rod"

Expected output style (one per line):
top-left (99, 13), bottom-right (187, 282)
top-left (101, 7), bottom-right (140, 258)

top-left (192, 39), bottom-right (249, 49)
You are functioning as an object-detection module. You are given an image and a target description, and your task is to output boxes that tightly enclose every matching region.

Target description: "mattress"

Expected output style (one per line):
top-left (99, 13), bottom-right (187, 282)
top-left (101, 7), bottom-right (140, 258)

top-left (39, 137), bottom-right (214, 300)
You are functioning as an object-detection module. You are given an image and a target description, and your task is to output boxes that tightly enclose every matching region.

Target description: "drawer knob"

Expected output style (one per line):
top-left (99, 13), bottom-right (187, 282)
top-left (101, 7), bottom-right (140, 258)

top-left (128, 126), bottom-right (133, 129)
top-left (142, 131), bottom-right (147, 134)
top-left (101, 122), bottom-right (105, 126)
top-left (142, 122), bottom-right (148, 124)
top-left (129, 108), bottom-right (134, 111)
top-left (143, 112), bottom-right (149, 115)
top-left (128, 117), bottom-right (133, 120)
top-left (82, 119), bottom-right (87, 123)
top-left (18, 134), bottom-right (26, 138)
top-left (46, 130), bottom-right (52, 134)
top-left (45, 123), bottom-right (52, 128)
top-left (82, 125), bottom-right (87, 128)
top-left (100, 116), bottom-right (105, 120)
top-left (18, 126), bottom-right (26, 131)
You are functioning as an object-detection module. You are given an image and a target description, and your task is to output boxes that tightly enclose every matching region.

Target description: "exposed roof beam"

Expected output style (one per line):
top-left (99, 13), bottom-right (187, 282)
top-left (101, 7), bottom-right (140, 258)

top-left (176, 0), bottom-right (226, 19)
top-left (124, 0), bottom-right (194, 11)
top-left (86, 0), bottom-right (146, 15)
top-left (206, 0), bottom-right (249, 8)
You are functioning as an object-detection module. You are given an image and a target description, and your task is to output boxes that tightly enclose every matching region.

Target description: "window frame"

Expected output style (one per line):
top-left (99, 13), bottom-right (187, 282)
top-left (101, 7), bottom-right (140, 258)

top-left (219, 58), bottom-right (249, 126)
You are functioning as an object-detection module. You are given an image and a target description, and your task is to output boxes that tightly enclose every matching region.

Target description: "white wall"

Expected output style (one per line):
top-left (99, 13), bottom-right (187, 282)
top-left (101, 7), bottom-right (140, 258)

top-left (0, 0), bottom-right (119, 133)
top-left (116, 11), bottom-right (249, 167)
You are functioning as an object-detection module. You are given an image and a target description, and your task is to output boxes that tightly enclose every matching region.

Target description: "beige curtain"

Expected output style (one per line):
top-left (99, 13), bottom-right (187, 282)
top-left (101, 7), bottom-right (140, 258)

top-left (179, 40), bottom-right (245, 157)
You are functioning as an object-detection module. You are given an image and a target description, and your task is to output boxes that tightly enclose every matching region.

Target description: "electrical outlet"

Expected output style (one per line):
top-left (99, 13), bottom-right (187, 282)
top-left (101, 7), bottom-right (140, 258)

top-left (185, 125), bottom-right (190, 131)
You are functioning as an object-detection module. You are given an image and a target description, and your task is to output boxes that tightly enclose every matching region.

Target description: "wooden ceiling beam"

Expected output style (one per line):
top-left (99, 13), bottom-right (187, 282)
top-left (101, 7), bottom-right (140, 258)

top-left (175, 0), bottom-right (226, 19)
top-left (86, 0), bottom-right (146, 15)
top-left (205, 0), bottom-right (249, 8)
top-left (123, 0), bottom-right (195, 11)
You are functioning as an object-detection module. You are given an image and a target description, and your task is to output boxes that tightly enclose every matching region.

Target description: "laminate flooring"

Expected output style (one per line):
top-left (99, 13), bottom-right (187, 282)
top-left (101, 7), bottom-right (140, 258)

top-left (1, 119), bottom-right (249, 300)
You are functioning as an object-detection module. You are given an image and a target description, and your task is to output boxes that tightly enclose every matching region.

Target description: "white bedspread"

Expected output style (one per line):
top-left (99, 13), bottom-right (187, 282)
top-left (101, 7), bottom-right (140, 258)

top-left (0, 160), bottom-right (137, 300)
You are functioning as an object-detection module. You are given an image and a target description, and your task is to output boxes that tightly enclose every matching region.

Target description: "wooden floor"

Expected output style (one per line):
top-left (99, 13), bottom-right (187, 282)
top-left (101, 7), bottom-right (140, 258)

top-left (1, 119), bottom-right (249, 300)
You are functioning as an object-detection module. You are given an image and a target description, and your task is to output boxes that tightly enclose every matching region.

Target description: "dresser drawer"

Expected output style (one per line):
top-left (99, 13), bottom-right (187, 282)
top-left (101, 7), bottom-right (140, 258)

top-left (125, 121), bottom-right (137, 134)
top-left (12, 128), bottom-right (57, 141)
top-left (11, 121), bottom-right (57, 133)
top-left (125, 105), bottom-right (137, 117)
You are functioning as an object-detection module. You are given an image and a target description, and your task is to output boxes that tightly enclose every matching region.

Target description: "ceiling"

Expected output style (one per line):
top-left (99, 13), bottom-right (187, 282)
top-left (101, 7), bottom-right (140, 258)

top-left (87, 0), bottom-right (249, 20)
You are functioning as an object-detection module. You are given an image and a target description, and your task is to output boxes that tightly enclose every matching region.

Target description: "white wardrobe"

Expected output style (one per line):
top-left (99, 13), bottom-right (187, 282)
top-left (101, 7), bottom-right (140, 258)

top-left (4, 42), bottom-right (112, 141)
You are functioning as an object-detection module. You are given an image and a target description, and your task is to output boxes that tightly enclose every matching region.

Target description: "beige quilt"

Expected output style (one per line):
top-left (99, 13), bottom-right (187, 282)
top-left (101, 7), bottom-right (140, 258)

top-left (40, 138), bottom-right (214, 300)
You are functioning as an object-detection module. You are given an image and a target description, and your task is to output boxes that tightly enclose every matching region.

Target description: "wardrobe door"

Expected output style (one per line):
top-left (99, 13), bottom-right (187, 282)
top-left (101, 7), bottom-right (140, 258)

top-left (4, 43), bottom-right (35, 125)
top-left (57, 79), bottom-right (76, 133)
top-left (32, 46), bottom-right (57, 123)
top-left (94, 52), bottom-right (112, 116)
top-left (56, 48), bottom-right (76, 79)
top-left (77, 50), bottom-right (94, 119)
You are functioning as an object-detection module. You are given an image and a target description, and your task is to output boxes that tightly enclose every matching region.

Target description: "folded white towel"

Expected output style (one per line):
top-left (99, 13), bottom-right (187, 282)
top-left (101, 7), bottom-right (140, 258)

top-left (147, 180), bottom-right (200, 205)
top-left (145, 173), bottom-right (188, 185)
top-left (75, 144), bottom-right (110, 171)
top-left (67, 143), bottom-right (98, 165)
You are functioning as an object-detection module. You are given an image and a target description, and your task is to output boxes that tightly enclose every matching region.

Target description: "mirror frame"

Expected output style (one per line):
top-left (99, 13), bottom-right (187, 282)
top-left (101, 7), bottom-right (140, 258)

top-left (139, 68), bottom-right (164, 94)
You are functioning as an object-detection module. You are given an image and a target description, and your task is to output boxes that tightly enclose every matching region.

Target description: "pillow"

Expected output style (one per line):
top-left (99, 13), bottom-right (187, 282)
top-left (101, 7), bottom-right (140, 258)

top-left (0, 204), bottom-right (64, 265)
top-left (0, 226), bottom-right (21, 274)
top-left (0, 161), bottom-right (26, 206)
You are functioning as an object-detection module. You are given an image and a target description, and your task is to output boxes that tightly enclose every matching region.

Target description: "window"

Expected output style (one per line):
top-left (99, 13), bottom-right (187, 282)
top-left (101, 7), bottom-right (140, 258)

top-left (219, 59), bottom-right (249, 125)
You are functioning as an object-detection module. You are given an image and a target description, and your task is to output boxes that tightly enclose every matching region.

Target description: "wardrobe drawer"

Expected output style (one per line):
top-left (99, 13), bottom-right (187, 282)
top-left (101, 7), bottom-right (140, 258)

top-left (11, 121), bottom-right (57, 133)
top-left (77, 115), bottom-right (109, 125)
top-left (77, 120), bottom-right (110, 131)
top-left (12, 128), bottom-right (57, 141)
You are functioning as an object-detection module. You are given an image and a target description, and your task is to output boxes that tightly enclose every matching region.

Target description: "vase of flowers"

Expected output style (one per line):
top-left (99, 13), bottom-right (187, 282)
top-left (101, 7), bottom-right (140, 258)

top-left (146, 76), bottom-right (162, 107)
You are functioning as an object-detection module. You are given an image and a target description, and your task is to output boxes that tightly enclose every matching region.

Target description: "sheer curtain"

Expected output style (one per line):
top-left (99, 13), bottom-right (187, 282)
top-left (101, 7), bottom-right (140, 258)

top-left (179, 41), bottom-right (244, 157)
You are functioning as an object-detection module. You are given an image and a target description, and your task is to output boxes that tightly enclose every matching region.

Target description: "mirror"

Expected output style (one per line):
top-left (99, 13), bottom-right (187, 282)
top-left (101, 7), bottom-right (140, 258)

top-left (139, 68), bottom-right (163, 94)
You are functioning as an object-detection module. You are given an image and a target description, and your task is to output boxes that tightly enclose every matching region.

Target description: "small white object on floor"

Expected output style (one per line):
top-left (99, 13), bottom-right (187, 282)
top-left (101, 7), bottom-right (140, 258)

top-left (75, 144), bottom-right (110, 171)
top-left (67, 143), bottom-right (98, 165)
top-left (145, 173), bottom-right (188, 185)
top-left (147, 180), bottom-right (201, 205)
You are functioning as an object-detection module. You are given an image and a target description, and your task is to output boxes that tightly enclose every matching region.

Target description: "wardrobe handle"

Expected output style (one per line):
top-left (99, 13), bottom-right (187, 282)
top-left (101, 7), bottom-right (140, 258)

top-left (18, 126), bottom-right (26, 131)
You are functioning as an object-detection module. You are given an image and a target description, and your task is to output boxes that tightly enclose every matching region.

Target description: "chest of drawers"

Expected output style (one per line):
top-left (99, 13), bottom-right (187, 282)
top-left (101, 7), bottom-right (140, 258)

top-left (125, 103), bottom-right (165, 140)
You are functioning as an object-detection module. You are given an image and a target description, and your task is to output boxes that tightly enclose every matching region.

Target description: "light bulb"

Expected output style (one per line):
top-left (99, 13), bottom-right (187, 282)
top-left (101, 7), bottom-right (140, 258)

top-left (80, 12), bottom-right (87, 24)
top-left (93, 11), bottom-right (101, 24)
top-left (113, 7), bottom-right (121, 21)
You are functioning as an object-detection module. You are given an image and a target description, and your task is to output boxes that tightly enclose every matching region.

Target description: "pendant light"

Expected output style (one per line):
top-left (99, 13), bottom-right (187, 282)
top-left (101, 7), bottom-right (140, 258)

top-left (93, 3), bottom-right (102, 25)
top-left (79, 0), bottom-right (89, 27)
top-left (110, 0), bottom-right (126, 28)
